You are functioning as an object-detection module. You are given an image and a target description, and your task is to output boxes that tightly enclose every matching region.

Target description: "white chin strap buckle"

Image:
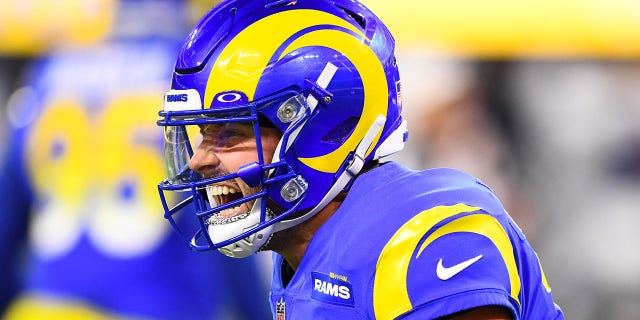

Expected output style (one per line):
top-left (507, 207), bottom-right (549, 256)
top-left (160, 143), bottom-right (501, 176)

top-left (208, 198), bottom-right (275, 258)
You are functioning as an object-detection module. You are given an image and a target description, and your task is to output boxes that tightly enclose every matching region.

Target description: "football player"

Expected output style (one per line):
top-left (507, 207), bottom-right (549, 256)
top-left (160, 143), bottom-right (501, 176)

top-left (156, 0), bottom-right (565, 319)
top-left (0, 0), bottom-right (270, 319)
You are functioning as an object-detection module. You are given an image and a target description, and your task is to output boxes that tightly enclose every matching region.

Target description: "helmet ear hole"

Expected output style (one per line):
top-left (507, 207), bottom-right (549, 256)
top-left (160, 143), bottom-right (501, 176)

top-left (321, 116), bottom-right (359, 144)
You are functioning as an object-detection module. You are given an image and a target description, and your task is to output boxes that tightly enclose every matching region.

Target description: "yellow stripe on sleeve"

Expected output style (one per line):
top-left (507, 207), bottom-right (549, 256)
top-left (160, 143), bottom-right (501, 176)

top-left (373, 203), bottom-right (480, 320)
top-left (416, 214), bottom-right (521, 305)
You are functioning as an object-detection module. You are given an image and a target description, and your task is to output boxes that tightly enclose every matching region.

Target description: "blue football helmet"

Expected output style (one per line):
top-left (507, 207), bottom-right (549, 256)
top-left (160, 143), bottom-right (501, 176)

top-left (157, 0), bottom-right (407, 258)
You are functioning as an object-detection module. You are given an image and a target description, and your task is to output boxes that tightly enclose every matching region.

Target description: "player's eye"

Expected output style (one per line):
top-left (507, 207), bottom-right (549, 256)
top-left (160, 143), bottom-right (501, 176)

top-left (201, 123), bottom-right (253, 149)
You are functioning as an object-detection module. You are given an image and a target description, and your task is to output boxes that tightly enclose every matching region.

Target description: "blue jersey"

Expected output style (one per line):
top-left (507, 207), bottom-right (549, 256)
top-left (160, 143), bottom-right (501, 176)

top-left (270, 162), bottom-right (564, 319)
top-left (0, 37), bottom-right (270, 319)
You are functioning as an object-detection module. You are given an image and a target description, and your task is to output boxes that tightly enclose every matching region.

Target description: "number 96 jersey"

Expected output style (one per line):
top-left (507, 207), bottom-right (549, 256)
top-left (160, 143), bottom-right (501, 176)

top-left (269, 162), bottom-right (564, 320)
top-left (0, 37), bottom-right (269, 319)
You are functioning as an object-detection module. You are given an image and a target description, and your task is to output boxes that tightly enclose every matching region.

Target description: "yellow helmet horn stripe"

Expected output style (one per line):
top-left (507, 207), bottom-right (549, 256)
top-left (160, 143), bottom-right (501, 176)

top-left (204, 9), bottom-right (363, 104)
top-left (204, 9), bottom-right (388, 174)
top-left (280, 29), bottom-right (388, 173)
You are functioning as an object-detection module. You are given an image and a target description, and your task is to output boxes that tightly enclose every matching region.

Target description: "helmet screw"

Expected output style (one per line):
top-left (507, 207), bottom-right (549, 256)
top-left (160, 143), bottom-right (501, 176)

top-left (285, 186), bottom-right (298, 197)
top-left (280, 176), bottom-right (308, 202)
top-left (277, 102), bottom-right (299, 123)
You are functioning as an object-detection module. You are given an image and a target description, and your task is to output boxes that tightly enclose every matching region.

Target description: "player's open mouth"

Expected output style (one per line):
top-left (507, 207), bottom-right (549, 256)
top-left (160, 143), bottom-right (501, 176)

top-left (206, 184), bottom-right (250, 218)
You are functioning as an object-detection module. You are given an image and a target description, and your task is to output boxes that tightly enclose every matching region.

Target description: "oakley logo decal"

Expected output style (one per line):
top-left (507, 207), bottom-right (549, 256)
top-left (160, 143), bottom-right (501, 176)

top-left (216, 92), bottom-right (243, 103)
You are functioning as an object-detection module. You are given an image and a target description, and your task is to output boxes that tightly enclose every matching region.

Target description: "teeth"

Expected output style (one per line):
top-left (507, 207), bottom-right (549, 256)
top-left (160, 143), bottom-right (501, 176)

top-left (206, 190), bottom-right (218, 206)
top-left (208, 185), bottom-right (239, 196)
top-left (220, 205), bottom-right (241, 217)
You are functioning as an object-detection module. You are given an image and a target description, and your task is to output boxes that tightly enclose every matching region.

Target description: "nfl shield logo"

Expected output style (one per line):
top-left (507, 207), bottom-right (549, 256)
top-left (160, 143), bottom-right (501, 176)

top-left (276, 297), bottom-right (286, 320)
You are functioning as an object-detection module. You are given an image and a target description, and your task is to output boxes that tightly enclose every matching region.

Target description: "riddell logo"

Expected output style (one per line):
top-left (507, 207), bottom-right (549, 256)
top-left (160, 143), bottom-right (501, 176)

top-left (166, 94), bottom-right (188, 102)
top-left (311, 272), bottom-right (354, 306)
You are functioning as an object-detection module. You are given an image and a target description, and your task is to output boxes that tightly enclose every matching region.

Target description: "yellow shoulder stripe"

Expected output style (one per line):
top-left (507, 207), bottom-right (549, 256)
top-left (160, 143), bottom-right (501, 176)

top-left (373, 204), bottom-right (521, 320)
top-left (416, 214), bottom-right (521, 304)
top-left (373, 203), bottom-right (480, 320)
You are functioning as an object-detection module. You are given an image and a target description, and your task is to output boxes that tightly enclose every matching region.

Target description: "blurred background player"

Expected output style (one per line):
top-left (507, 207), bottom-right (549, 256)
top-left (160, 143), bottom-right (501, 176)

top-left (0, 0), bottom-right (271, 319)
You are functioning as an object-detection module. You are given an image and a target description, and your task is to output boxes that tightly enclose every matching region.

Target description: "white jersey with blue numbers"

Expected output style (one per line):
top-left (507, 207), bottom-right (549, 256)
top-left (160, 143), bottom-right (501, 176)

top-left (270, 162), bottom-right (564, 319)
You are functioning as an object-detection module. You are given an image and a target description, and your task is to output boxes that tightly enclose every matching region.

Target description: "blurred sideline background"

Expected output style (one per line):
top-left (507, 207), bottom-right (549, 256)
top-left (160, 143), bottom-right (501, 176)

top-left (0, 1), bottom-right (272, 319)
top-left (1, 0), bottom-right (639, 319)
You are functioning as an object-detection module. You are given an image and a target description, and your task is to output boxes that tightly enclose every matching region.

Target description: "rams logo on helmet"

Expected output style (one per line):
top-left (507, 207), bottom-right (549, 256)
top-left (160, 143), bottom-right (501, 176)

top-left (204, 9), bottom-right (389, 173)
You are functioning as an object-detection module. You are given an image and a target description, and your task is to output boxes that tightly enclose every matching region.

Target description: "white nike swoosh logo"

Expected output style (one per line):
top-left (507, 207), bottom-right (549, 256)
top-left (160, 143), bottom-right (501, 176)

top-left (436, 254), bottom-right (483, 280)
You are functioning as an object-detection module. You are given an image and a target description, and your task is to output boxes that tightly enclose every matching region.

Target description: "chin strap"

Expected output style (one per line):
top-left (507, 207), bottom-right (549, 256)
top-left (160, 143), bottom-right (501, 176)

top-left (273, 114), bottom-right (387, 232)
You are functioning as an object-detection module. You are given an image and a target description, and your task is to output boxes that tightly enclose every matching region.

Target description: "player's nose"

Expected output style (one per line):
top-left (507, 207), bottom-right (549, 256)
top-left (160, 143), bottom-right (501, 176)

top-left (189, 142), bottom-right (221, 177)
